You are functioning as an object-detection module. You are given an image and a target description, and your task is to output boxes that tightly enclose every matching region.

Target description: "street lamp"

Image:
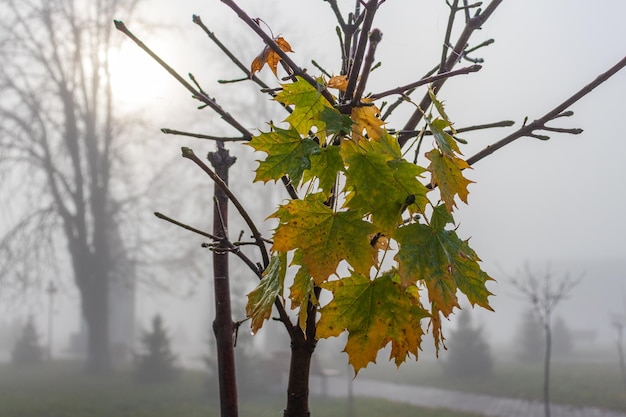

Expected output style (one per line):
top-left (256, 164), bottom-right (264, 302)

top-left (46, 281), bottom-right (57, 360)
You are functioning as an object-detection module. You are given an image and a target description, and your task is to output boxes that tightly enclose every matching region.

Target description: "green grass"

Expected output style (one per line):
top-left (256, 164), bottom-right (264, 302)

top-left (358, 357), bottom-right (626, 411)
top-left (0, 361), bottom-right (480, 417)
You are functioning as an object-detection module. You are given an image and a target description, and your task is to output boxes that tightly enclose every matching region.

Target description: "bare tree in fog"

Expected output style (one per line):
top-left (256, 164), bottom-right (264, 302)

top-left (610, 303), bottom-right (626, 388)
top-left (513, 264), bottom-right (580, 417)
top-left (0, 0), bottom-right (142, 374)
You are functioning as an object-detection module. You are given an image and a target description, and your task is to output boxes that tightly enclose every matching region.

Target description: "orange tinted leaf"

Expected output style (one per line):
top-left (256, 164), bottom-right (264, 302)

top-left (327, 75), bottom-right (348, 91)
top-left (250, 36), bottom-right (293, 78)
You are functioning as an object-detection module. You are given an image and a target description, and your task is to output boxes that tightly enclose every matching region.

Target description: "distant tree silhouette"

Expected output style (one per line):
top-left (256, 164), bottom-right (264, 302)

top-left (12, 316), bottom-right (43, 367)
top-left (134, 314), bottom-right (178, 383)
top-left (443, 309), bottom-right (493, 378)
top-left (513, 263), bottom-right (580, 417)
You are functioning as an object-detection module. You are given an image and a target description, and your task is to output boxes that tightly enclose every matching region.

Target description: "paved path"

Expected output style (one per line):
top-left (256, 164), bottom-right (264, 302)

top-left (311, 376), bottom-right (626, 417)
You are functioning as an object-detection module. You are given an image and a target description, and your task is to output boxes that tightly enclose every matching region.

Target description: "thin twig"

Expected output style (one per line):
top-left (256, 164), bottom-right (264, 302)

top-left (154, 211), bottom-right (219, 240)
top-left (440, 0), bottom-right (460, 73)
top-left (371, 64), bottom-right (481, 100)
top-left (161, 128), bottom-right (250, 142)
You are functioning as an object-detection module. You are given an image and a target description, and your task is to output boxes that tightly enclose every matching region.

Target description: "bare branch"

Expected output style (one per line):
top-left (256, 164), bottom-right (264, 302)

top-left (352, 28), bottom-right (382, 104)
top-left (343, 0), bottom-right (379, 103)
top-left (467, 54), bottom-right (626, 166)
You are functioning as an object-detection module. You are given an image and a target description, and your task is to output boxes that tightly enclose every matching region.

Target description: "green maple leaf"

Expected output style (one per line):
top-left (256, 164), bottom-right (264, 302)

top-left (426, 148), bottom-right (473, 212)
top-left (270, 194), bottom-right (377, 284)
top-left (430, 118), bottom-right (460, 157)
top-left (393, 205), bottom-right (494, 318)
top-left (303, 145), bottom-right (344, 198)
top-left (249, 123), bottom-right (321, 186)
top-left (317, 271), bottom-right (429, 373)
top-left (319, 106), bottom-right (353, 136)
top-left (246, 253), bottom-right (286, 334)
top-left (275, 76), bottom-right (333, 135)
top-left (341, 139), bottom-right (428, 232)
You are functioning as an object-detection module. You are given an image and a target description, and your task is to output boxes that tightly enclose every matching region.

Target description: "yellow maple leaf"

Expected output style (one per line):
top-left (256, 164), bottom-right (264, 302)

top-left (250, 36), bottom-right (293, 78)
top-left (351, 100), bottom-right (385, 141)
top-left (317, 272), bottom-right (428, 373)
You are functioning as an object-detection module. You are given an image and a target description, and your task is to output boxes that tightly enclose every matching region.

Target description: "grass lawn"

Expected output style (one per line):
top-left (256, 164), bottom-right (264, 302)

top-left (358, 357), bottom-right (626, 412)
top-left (0, 360), bottom-right (480, 417)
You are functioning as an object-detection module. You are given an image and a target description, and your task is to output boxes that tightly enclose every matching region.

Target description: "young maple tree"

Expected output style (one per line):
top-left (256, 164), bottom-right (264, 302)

top-left (115, 1), bottom-right (626, 417)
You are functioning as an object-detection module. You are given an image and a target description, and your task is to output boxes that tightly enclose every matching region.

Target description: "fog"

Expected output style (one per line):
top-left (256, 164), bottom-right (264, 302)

top-left (1, 0), bottom-right (625, 408)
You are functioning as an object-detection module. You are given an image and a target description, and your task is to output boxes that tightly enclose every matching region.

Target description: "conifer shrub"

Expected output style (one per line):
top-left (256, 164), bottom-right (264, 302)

top-left (134, 314), bottom-right (179, 383)
top-left (12, 316), bottom-right (43, 367)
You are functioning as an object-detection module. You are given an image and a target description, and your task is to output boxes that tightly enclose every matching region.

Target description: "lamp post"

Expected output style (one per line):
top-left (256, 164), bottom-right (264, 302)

top-left (46, 281), bottom-right (57, 360)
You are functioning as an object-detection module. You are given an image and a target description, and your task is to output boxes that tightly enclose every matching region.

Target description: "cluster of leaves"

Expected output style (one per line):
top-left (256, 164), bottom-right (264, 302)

top-left (245, 74), bottom-right (494, 373)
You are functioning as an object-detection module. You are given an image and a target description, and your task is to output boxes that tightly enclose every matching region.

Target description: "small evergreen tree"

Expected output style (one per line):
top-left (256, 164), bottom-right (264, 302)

top-left (442, 309), bottom-right (493, 378)
top-left (134, 314), bottom-right (178, 383)
top-left (12, 316), bottom-right (43, 367)
top-left (516, 310), bottom-right (544, 362)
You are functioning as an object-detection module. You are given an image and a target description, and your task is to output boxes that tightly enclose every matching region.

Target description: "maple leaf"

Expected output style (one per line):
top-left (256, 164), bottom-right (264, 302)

top-left (248, 123), bottom-right (321, 186)
top-left (246, 253), bottom-right (286, 334)
top-left (302, 145), bottom-right (344, 198)
top-left (270, 194), bottom-right (377, 284)
top-left (250, 36), bottom-right (293, 78)
top-left (318, 107), bottom-right (353, 137)
top-left (288, 251), bottom-right (316, 330)
top-left (275, 77), bottom-right (333, 135)
top-left (393, 205), bottom-right (494, 318)
top-left (429, 118), bottom-right (461, 157)
top-left (351, 101), bottom-right (385, 141)
top-left (317, 271), bottom-right (429, 373)
top-left (429, 303), bottom-right (447, 357)
top-left (327, 75), bottom-right (348, 91)
top-left (426, 148), bottom-right (473, 212)
top-left (341, 138), bottom-right (428, 233)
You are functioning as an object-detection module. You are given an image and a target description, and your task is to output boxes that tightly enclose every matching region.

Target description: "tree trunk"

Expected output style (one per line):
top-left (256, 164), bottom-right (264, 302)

top-left (284, 289), bottom-right (319, 417)
top-left (617, 325), bottom-right (626, 387)
top-left (83, 273), bottom-right (112, 374)
top-left (208, 144), bottom-right (238, 417)
top-left (543, 322), bottom-right (552, 417)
